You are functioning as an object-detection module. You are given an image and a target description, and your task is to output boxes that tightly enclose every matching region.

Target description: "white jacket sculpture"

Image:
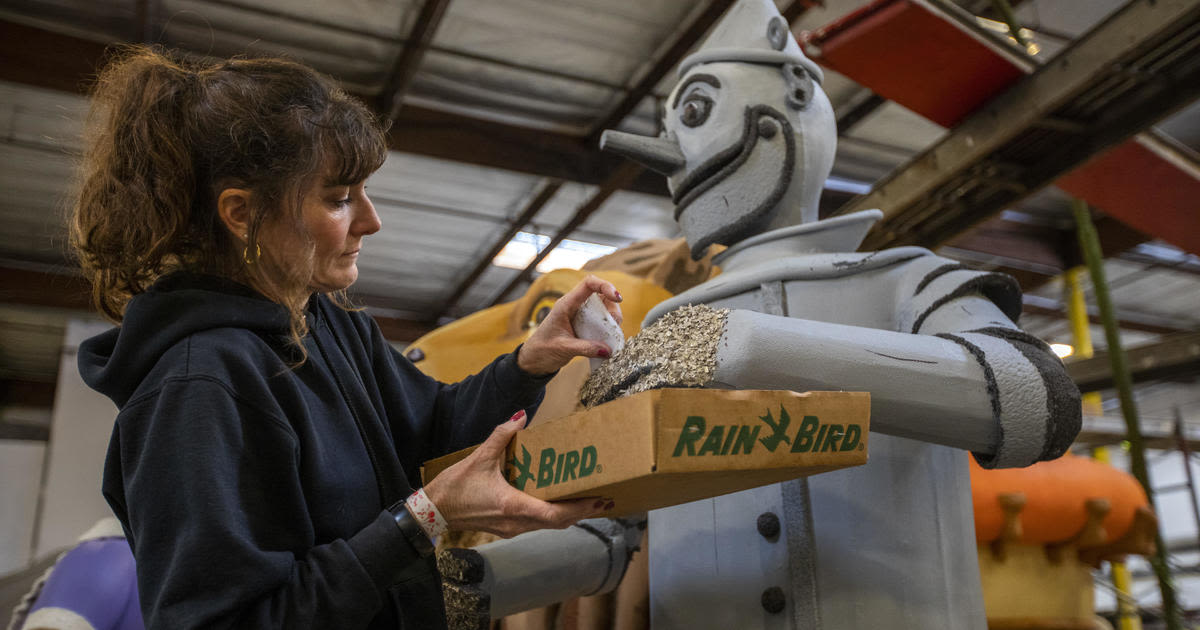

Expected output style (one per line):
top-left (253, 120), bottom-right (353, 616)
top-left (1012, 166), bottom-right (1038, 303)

top-left (442, 1), bottom-right (1080, 627)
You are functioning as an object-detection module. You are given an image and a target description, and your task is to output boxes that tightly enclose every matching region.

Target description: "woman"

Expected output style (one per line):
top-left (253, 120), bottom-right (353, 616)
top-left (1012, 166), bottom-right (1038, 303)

top-left (70, 47), bottom-right (621, 629)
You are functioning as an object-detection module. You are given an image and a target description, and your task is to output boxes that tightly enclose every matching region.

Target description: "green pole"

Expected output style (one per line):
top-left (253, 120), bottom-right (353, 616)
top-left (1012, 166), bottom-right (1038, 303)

top-left (989, 0), bottom-right (1029, 48)
top-left (1072, 199), bottom-right (1180, 629)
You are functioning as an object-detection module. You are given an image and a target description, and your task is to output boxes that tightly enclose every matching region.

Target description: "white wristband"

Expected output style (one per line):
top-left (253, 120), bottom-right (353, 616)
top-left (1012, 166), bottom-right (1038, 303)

top-left (405, 488), bottom-right (448, 539)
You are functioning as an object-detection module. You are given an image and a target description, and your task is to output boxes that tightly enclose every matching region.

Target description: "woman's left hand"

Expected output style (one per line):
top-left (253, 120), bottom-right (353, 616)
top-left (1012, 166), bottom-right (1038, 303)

top-left (517, 275), bottom-right (623, 376)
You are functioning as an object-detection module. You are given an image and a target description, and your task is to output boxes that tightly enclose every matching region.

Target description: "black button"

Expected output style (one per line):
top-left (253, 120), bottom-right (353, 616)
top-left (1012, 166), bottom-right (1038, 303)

top-left (757, 512), bottom-right (781, 539)
top-left (762, 586), bottom-right (786, 614)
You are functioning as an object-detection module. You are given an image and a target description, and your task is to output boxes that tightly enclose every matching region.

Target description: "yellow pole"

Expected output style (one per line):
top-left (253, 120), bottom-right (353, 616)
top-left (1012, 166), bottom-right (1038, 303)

top-left (1065, 266), bottom-right (1141, 630)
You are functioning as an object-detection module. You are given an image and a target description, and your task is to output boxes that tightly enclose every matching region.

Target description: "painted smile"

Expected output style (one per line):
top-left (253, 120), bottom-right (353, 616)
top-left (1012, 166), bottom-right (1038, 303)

top-left (671, 105), bottom-right (792, 222)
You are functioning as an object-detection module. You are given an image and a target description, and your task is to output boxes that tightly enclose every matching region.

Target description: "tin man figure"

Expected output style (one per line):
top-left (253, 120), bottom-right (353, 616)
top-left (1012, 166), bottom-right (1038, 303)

top-left (596, 0), bottom-right (1081, 627)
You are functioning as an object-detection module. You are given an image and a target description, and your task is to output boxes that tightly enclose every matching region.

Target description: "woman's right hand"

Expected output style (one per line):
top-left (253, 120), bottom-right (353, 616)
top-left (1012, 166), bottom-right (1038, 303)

top-left (422, 410), bottom-right (612, 538)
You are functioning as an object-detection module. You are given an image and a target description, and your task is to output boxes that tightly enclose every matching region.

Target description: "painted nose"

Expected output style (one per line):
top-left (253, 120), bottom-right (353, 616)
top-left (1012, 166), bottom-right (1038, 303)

top-left (599, 130), bottom-right (685, 176)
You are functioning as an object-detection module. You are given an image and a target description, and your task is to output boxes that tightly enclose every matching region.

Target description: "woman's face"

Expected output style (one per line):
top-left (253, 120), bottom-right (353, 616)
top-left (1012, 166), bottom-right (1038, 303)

top-left (304, 179), bottom-right (381, 292)
top-left (260, 177), bottom-right (382, 293)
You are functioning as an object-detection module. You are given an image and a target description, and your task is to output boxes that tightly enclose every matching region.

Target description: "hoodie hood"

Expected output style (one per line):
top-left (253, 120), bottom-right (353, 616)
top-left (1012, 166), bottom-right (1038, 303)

top-left (79, 272), bottom-right (291, 407)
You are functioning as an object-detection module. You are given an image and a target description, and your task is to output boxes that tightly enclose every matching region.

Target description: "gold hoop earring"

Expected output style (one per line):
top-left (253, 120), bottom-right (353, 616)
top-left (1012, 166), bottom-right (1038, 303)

top-left (243, 243), bottom-right (261, 264)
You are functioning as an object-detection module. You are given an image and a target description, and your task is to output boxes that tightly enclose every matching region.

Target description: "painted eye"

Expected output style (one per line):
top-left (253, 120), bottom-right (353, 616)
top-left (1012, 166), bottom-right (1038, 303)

top-left (527, 295), bottom-right (559, 329)
top-left (680, 94), bottom-right (713, 127)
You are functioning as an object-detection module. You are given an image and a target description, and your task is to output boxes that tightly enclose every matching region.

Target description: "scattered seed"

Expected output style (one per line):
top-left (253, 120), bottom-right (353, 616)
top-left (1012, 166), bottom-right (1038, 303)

top-left (580, 304), bottom-right (729, 407)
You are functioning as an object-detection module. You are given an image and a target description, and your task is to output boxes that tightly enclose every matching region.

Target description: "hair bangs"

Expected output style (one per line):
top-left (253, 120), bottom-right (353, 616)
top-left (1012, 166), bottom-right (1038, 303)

top-left (321, 98), bottom-right (387, 187)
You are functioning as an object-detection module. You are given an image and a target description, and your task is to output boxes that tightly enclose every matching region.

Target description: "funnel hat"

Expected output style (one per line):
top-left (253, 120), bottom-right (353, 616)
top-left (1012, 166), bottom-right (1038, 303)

top-left (600, 0), bottom-right (837, 258)
top-left (679, 0), bottom-right (824, 84)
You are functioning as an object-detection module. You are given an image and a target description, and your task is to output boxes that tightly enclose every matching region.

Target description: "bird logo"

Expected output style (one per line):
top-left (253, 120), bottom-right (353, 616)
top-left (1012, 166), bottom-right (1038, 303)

top-left (758, 405), bottom-right (793, 452)
top-left (508, 445), bottom-right (536, 491)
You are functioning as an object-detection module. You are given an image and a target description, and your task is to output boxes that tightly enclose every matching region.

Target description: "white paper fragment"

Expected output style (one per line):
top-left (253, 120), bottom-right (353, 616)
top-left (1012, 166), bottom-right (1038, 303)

top-left (572, 293), bottom-right (625, 371)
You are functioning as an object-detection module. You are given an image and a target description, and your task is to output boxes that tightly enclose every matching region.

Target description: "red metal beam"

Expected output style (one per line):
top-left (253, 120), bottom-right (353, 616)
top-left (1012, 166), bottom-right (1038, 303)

top-left (804, 0), bottom-right (1200, 256)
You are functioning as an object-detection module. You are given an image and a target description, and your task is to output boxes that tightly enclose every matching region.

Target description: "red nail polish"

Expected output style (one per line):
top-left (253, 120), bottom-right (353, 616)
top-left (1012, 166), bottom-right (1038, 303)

top-left (597, 347), bottom-right (610, 358)
top-left (604, 500), bottom-right (615, 510)
top-left (614, 290), bottom-right (622, 301)
top-left (510, 410), bottom-right (526, 422)
top-left (593, 499), bottom-right (605, 509)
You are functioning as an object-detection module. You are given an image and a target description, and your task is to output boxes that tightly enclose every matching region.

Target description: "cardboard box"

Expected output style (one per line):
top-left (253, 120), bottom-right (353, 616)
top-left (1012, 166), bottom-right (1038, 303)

top-left (422, 388), bottom-right (870, 517)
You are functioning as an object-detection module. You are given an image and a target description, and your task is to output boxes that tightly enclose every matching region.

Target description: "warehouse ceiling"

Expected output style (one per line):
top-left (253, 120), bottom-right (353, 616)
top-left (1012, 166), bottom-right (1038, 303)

top-left (0, 0), bottom-right (1198, 446)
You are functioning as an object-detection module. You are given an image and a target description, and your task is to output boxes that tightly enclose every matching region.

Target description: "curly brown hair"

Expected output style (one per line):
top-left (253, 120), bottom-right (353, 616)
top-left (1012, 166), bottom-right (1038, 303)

top-left (71, 46), bottom-right (388, 357)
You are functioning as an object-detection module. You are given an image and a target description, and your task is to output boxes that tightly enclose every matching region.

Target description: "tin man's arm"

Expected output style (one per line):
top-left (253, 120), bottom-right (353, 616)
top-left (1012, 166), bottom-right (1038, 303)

top-left (438, 516), bottom-right (645, 630)
top-left (715, 293), bottom-right (1080, 468)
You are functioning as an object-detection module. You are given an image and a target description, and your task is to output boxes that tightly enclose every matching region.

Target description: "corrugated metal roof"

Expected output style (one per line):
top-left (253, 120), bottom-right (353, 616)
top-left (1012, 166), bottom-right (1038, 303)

top-left (0, 0), bottom-right (1196, 447)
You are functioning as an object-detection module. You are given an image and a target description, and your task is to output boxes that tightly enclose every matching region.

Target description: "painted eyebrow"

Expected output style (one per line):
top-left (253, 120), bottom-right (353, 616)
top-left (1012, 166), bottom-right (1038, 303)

top-left (670, 74), bottom-right (721, 109)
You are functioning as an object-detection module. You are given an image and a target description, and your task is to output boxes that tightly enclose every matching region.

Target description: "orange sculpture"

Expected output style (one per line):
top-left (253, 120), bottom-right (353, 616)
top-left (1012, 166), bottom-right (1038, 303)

top-left (971, 453), bottom-right (1156, 630)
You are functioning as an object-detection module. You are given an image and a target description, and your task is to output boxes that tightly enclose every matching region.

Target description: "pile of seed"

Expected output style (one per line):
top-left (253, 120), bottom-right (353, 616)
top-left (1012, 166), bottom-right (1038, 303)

top-left (579, 304), bottom-right (729, 408)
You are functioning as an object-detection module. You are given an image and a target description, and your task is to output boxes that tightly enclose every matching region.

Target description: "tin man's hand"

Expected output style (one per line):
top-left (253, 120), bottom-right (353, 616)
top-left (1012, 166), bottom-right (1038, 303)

top-left (579, 305), bottom-right (728, 407)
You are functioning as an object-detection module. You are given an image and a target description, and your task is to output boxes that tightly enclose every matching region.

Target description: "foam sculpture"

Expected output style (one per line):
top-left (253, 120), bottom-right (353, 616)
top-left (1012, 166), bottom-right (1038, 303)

top-left (972, 453), bottom-right (1156, 629)
top-left (9, 518), bottom-right (143, 630)
top-left (593, 0), bottom-right (1082, 627)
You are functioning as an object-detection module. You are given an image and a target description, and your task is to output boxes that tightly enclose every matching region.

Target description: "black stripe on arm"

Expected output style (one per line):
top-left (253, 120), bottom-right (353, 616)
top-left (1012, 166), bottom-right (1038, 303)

top-left (968, 327), bottom-right (1082, 461)
top-left (914, 263), bottom-right (970, 295)
top-left (911, 273), bottom-right (1022, 334)
top-left (936, 332), bottom-right (1003, 468)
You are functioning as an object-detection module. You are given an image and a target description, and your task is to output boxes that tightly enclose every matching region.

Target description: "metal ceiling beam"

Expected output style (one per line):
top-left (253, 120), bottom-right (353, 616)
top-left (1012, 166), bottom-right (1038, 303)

top-left (835, 0), bottom-right (1200, 251)
top-left (0, 18), bottom-right (670, 198)
top-left (488, 162), bottom-right (644, 306)
top-left (436, 179), bottom-right (564, 319)
top-left (1021, 295), bottom-right (1190, 336)
top-left (835, 91), bottom-right (887, 134)
top-left (0, 264), bottom-right (432, 342)
top-left (0, 420), bottom-right (50, 441)
top-left (0, 264), bottom-right (92, 311)
top-left (386, 104), bottom-right (668, 196)
top-left (0, 19), bottom-right (112, 94)
top-left (0, 378), bottom-right (56, 409)
top-left (1074, 429), bottom-right (1200, 452)
top-left (1066, 330), bottom-right (1200, 392)
top-left (1119, 245), bottom-right (1200, 278)
top-left (191, 0), bottom-right (626, 92)
top-left (365, 311), bottom-right (435, 343)
top-left (585, 0), bottom-right (736, 143)
top-left (378, 0), bottom-right (452, 121)
top-left (782, 0), bottom-right (823, 24)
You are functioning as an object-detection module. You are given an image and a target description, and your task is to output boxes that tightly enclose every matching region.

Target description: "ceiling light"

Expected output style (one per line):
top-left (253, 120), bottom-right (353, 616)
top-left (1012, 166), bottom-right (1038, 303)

top-left (1050, 343), bottom-right (1074, 359)
top-left (492, 231), bottom-right (617, 273)
top-left (825, 176), bottom-right (871, 195)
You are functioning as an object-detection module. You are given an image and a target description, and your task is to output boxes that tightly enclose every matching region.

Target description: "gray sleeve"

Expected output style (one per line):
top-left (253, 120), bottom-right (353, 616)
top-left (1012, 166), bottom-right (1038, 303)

top-left (898, 265), bottom-right (1080, 468)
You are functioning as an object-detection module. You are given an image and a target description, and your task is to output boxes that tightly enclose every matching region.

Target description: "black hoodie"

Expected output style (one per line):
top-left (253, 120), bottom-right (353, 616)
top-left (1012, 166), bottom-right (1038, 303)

top-left (80, 273), bottom-right (550, 629)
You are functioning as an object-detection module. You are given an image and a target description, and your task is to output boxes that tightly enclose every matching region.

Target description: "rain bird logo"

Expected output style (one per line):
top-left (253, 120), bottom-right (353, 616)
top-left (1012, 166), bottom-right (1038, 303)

top-left (758, 406), bottom-right (792, 452)
top-left (508, 445), bottom-right (536, 491)
top-left (508, 444), bottom-right (599, 491)
top-left (671, 405), bottom-right (862, 457)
